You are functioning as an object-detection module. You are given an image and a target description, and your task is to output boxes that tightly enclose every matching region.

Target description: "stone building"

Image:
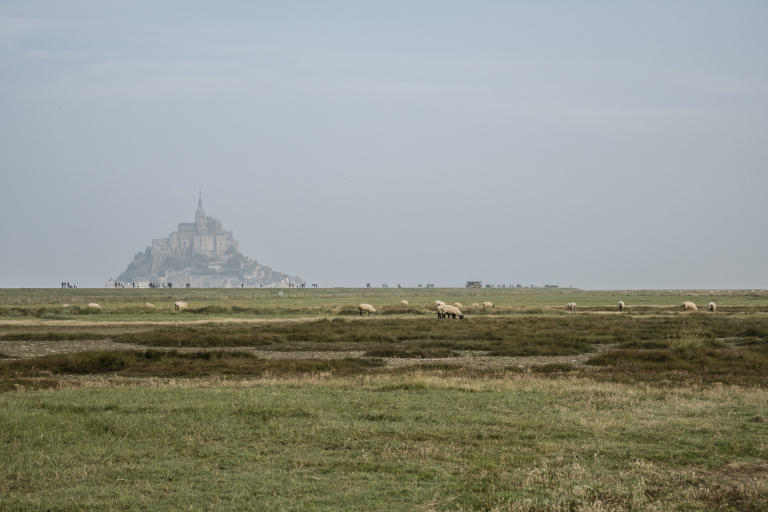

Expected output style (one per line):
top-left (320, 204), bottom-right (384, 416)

top-left (150, 193), bottom-right (239, 275)
top-left (113, 194), bottom-right (302, 288)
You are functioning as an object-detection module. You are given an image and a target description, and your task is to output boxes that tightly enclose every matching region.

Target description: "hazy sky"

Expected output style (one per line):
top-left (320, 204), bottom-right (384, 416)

top-left (1, 1), bottom-right (767, 289)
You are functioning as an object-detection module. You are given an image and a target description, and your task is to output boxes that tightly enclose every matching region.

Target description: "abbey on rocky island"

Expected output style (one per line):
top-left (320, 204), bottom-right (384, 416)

top-left (149, 193), bottom-right (239, 275)
top-left (112, 194), bottom-right (303, 288)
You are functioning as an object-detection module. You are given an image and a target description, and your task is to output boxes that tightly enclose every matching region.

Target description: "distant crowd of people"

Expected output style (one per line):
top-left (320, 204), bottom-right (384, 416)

top-left (69, 280), bottom-right (567, 290)
top-left (367, 283), bottom-right (436, 288)
top-left (110, 282), bottom-right (176, 288)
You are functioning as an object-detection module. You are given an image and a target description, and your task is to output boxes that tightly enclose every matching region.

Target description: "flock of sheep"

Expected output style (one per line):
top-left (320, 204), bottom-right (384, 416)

top-left (567, 300), bottom-right (715, 312)
top-left (358, 300), bottom-right (496, 319)
top-left (84, 299), bottom-right (718, 315)
top-left (683, 301), bottom-right (717, 312)
top-left (357, 299), bottom-right (718, 318)
top-left (565, 301), bottom-right (714, 312)
top-left (74, 302), bottom-right (178, 311)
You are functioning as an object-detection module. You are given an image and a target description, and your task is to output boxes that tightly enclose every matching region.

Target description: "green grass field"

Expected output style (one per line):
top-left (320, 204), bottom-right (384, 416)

top-left (1, 287), bottom-right (767, 510)
top-left (4, 286), bottom-right (768, 316)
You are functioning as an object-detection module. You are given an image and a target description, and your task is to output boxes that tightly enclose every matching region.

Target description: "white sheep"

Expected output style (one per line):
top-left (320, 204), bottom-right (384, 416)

top-left (438, 304), bottom-right (465, 319)
top-left (88, 303), bottom-right (101, 310)
top-left (472, 303), bottom-right (480, 308)
top-left (708, 301), bottom-right (716, 312)
top-left (435, 300), bottom-right (446, 307)
top-left (682, 301), bottom-right (697, 312)
top-left (618, 301), bottom-right (625, 312)
top-left (359, 303), bottom-right (377, 316)
top-left (565, 302), bottom-right (576, 311)
top-left (174, 301), bottom-right (188, 311)
top-left (145, 303), bottom-right (156, 310)
top-left (454, 302), bottom-right (463, 309)
top-left (400, 300), bottom-right (408, 306)
top-left (482, 301), bottom-right (494, 308)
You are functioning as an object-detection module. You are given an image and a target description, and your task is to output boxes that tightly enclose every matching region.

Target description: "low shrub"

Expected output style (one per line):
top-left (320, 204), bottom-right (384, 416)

top-left (531, 363), bottom-right (578, 373)
top-left (364, 347), bottom-right (454, 358)
top-left (337, 305), bottom-right (362, 316)
top-left (586, 343), bottom-right (768, 387)
top-left (741, 327), bottom-right (767, 340)
top-left (0, 350), bottom-right (385, 380)
top-left (188, 306), bottom-right (230, 315)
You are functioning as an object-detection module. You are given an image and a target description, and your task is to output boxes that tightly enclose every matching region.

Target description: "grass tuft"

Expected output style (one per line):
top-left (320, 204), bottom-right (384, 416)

top-left (668, 321), bottom-right (709, 351)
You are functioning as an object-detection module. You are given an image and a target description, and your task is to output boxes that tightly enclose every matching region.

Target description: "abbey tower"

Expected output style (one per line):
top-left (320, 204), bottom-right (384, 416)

top-left (149, 193), bottom-right (239, 275)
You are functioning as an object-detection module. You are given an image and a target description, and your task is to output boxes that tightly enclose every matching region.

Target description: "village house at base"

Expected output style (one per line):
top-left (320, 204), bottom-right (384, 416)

top-left (110, 195), bottom-right (303, 288)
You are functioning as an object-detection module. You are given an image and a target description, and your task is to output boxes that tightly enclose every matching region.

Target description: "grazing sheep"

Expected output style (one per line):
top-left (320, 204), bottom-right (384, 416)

top-left (145, 302), bottom-right (156, 310)
top-left (682, 301), bottom-right (697, 312)
top-left (565, 302), bottom-right (576, 311)
top-left (62, 304), bottom-right (69, 308)
top-left (88, 303), bottom-right (101, 310)
top-left (435, 300), bottom-right (446, 307)
top-left (482, 301), bottom-right (494, 308)
top-left (438, 304), bottom-right (464, 319)
top-left (454, 302), bottom-right (463, 309)
top-left (618, 301), bottom-right (625, 312)
top-left (472, 303), bottom-right (480, 308)
top-left (174, 301), bottom-right (188, 311)
top-left (400, 300), bottom-right (408, 306)
top-left (709, 301), bottom-right (716, 312)
top-left (359, 303), bottom-right (377, 316)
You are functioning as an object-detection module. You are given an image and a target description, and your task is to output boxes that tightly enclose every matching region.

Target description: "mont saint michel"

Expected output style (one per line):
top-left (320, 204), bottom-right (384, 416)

top-left (113, 195), bottom-right (303, 288)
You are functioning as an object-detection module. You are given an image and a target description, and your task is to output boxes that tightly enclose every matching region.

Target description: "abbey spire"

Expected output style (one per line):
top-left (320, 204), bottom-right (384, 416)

top-left (195, 189), bottom-right (207, 232)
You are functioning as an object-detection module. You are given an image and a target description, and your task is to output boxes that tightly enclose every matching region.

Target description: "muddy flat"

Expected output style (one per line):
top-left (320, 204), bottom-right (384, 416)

top-left (0, 338), bottom-right (611, 369)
